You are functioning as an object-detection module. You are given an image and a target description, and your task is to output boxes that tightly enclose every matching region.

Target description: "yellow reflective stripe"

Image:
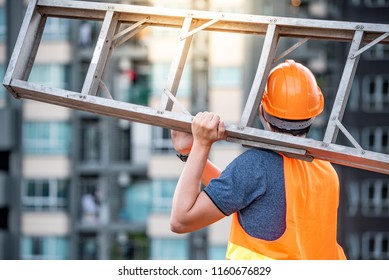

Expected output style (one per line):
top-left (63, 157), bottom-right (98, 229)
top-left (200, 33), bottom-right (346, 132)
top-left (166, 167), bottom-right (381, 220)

top-left (226, 241), bottom-right (274, 260)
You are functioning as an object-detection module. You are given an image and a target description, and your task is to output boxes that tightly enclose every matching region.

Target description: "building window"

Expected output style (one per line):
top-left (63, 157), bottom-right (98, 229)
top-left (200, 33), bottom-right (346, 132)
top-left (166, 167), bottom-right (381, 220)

top-left (152, 127), bottom-right (173, 153)
top-left (79, 176), bottom-right (101, 224)
top-left (361, 232), bottom-right (389, 259)
top-left (0, 65), bottom-right (7, 108)
top-left (150, 238), bottom-right (188, 260)
top-left (208, 245), bottom-right (227, 260)
top-left (22, 236), bottom-right (69, 260)
top-left (122, 181), bottom-right (151, 222)
top-left (352, 0), bottom-right (389, 6)
top-left (24, 122), bottom-right (72, 155)
top-left (28, 64), bottom-right (70, 89)
top-left (210, 67), bottom-right (242, 88)
top-left (346, 181), bottom-right (360, 217)
top-left (361, 179), bottom-right (389, 217)
top-left (118, 67), bottom-right (150, 105)
top-left (364, 44), bottom-right (389, 60)
top-left (22, 179), bottom-right (69, 211)
top-left (348, 78), bottom-right (361, 112)
top-left (151, 180), bottom-right (176, 214)
top-left (79, 233), bottom-right (99, 260)
top-left (42, 17), bottom-right (70, 41)
top-left (111, 232), bottom-right (149, 260)
top-left (80, 118), bottom-right (101, 162)
top-left (151, 63), bottom-right (170, 94)
top-left (0, 7), bottom-right (5, 42)
top-left (361, 75), bottom-right (389, 112)
top-left (111, 120), bottom-right (132, 162)
top-left (78, 21), bottom-right (94, 48)
top-left (364, 0), bottom-right (389, 7)
top-left (361, 127), bottom-right (389, 153)
top-left (151, 63), bottom-right (191, 97)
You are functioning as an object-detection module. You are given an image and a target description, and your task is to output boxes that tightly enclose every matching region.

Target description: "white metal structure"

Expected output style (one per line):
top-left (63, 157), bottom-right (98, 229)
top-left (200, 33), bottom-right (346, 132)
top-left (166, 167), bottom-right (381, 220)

top-left (3, 0), bottom-right (389, 174)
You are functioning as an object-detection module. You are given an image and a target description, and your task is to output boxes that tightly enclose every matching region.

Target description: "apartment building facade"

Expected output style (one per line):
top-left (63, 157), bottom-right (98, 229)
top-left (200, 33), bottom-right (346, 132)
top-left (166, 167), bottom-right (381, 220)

top-left (336, 0), bottom-right (389, 260)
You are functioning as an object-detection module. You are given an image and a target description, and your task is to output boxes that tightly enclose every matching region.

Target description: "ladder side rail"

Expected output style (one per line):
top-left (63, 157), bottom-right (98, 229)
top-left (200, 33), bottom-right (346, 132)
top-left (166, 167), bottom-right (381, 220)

top-left (239, 23), bottom-right (279, 129)
top-left (81, 10), bottom-right (119, 96)
top-left (323, 30), bottom-right (364, 144)
top-left (10, 80), bottom-right (194, 132)
top-left (3, 0), bottom-right (44, 96)
top-left (228, 125), bottom-right (389, 175)
top-left (7, 79), bottom-right (389, 175)
top-left (159, 17), bottom-right (193, 112)
top-left (37, 0), bottom-right (389, 33)
top-left (36, 1), bottom-right (389, 43)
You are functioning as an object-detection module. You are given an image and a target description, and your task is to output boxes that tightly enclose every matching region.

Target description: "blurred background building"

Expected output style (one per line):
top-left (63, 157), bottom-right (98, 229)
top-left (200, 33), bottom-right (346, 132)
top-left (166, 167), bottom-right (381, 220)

top-left (0, 0), bottom-right (388, 260)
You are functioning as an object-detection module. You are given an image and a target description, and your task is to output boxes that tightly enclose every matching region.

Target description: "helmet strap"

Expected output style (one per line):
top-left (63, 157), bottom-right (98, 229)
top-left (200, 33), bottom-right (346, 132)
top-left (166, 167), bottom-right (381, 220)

top-left (261, 107), bottom-right (315, 131)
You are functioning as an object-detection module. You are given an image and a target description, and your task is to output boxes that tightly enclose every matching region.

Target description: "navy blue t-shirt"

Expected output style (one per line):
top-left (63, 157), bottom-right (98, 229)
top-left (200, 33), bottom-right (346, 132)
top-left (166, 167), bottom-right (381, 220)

top-left (203, 148), bottom-right (286, 240)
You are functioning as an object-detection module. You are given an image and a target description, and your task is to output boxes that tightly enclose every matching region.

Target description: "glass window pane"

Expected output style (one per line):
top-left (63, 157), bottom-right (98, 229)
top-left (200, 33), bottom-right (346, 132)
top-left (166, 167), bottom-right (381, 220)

top-left (80, 119), bottom-right (101, 162)
top-left (362, 75), bottom-right (389, 112)
top-left (43, 18), bottom-right (70, 41)
top-left (208, 245), bottom-right (227, 260)
top-left (21, 237), bottom-right (33, 259)
top-left (151, 180), bottom-right (176, 213)
top-left (31, 237), bottom-right (43, 256)
top-left (0, 65), bottom-right (6, 108)
top-left (42, 182), bottom-right (50, 197)
top-left (27, 182), bottom-right (36, 197)
top-left (150, 63), bottom-right (191, 96)
top-left (0, 7), bottom-right (5, 41)
top-left (24, 122), bottom-right (71, 155)
top-left (22, 236), bottom-right (69, 260)
top-left (29, 64), bottom-right (69, 89)
top-left (210, 67), bottom-right (242, 88)
top-left (123, 181), bottom-right (151, 222)
top-left (57, 180), bottom-right (68, 199)
top-left (23, 179), bottom-right (69, 211)
top-left (55, 238), bottom-right (69, 260)
top-left (150, 238), bottom-right (188, 260)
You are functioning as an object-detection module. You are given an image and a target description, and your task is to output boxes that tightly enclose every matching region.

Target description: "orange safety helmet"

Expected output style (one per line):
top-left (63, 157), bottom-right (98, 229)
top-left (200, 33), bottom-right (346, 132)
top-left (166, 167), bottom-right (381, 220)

top-left (261, 60), bottom-right (324, 120)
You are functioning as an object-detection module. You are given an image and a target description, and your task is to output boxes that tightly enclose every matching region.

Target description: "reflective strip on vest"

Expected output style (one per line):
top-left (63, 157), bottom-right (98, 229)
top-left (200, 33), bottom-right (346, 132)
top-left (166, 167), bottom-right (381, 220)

top-left (226, 241), bottom-right (274, 260)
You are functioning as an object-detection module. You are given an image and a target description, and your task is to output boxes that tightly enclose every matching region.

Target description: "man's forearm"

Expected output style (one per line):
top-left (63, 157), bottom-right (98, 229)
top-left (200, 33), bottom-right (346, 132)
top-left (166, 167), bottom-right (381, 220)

top-left (171, 142), bottom-right (210, 227)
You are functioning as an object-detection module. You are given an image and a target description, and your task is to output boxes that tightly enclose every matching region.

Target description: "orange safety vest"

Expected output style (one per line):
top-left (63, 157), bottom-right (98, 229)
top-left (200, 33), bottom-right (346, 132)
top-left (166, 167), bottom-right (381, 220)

top-left (226, 155), bottom-right (346, 260)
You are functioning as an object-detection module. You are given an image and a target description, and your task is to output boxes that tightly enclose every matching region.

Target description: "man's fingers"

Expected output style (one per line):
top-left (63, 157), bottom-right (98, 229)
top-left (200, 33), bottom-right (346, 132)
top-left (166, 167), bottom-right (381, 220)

top-left (218, 121), bottom-right (227, 140)
top-left (192, 111), bottom-right (226, 142)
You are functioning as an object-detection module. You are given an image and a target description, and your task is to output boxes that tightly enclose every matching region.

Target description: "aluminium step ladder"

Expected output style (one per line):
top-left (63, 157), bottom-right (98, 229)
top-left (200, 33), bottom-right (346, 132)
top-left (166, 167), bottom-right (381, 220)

top-left (3, 0), bottom-right (389, 174)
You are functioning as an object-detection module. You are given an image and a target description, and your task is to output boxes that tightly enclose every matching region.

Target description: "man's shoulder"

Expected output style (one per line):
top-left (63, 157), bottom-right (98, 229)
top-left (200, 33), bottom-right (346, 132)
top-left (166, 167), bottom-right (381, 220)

top-left (241, 148), bottom-right (283, 160)
top-left (231, 148), bottom-right (284, 171)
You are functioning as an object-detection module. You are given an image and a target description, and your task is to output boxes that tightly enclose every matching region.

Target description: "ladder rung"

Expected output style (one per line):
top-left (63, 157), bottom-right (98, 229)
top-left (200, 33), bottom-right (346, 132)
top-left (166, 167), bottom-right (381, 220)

top-left (81, 10), bottom-right (118, 96)
top-left (239, 23), bottom-right (279, 129)
top-left (158, 16), bottom-right (193, 112)
top-left (323, 30), bottom-right (363, 144)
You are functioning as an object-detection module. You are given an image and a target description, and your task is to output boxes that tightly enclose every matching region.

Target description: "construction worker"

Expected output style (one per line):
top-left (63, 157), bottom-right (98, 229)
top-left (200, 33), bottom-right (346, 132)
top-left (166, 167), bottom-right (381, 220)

top-left (170, 60), bottom-right (346, 260)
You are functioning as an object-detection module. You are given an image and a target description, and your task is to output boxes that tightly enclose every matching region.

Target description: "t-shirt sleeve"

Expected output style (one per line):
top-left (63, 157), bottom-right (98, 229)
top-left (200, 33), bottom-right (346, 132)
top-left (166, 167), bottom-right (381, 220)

top-left (203, 149), bottom-right (267, 216)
